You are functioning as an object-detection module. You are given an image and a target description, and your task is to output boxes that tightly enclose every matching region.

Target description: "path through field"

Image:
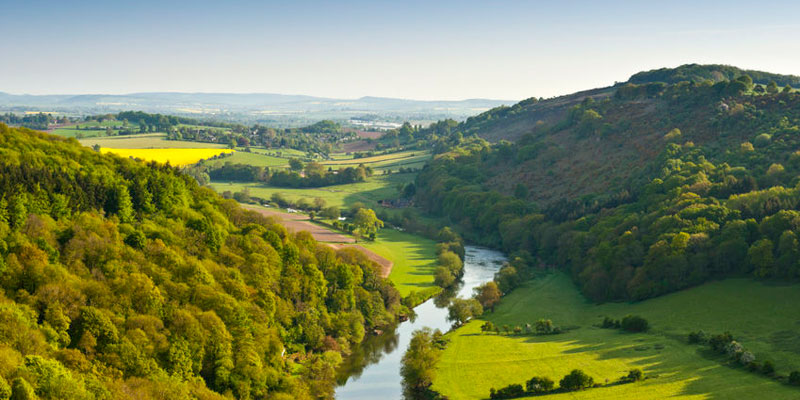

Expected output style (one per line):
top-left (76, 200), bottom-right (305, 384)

top-left (243, 205), bottom-right (393, 277)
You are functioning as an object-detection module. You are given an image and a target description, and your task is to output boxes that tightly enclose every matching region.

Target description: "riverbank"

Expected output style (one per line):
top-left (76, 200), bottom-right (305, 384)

top-left (336, 246), bottom-right (507, 399)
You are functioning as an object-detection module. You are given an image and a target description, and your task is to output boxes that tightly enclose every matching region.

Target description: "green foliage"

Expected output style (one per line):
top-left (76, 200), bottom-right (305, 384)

top-left (401, 328), bottom-right (443, 400)
top-left (620, 315), bottom-right (649, 332)
top-left (559, 369), bottom-right (594, 391)
top-left (0, 125), bottom-right (400, 399)
top-left (525, 376), bottom-right (554, 393)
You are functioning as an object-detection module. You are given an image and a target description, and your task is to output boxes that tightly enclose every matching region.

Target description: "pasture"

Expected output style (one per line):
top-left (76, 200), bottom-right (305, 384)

top-left (209, 173), bottom-right (415, 210)
top-left (204, 151), bottom-right (290, 168)
top-left (433, 273), bottom-right (800, 399)
top-left (360, 228), bottom-right (439, 297)
top-left (100, 148), bottom-right (234, 166)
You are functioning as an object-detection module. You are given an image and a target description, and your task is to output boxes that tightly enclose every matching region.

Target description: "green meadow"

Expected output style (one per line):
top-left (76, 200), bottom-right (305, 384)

top-left (433, 273), bottom-right (800, 399)
top-left (204, 150), bottom-right (290, 168)
top-left (210, 173), bottom-right (416, 210)
top-left (360, 228), bottom-right (439, 297)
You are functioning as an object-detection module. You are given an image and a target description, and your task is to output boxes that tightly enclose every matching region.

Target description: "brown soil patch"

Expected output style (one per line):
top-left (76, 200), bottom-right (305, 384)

top-left (243, 205), bottom-right (393, 277)
top-left (244, 206), bottom-right (354, 243)
top-left (340, 139), bottom-right (377, 153)
top-left (356, 130), bottom-right (384, 139)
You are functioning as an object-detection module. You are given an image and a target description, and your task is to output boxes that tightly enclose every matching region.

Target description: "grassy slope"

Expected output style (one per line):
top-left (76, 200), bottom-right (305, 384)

top-left (433, 274), bottom-right (800, 399)
top-left (360, 229), bottom-right (438, 297)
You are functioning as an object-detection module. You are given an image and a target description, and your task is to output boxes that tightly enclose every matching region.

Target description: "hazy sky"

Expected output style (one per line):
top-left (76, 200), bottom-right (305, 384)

top-left (2, 0), bottom-right (799, 100)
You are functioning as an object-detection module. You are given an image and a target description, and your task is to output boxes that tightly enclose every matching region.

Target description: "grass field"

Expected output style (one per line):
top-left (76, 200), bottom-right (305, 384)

top-left (433, 273), bottom-right (800, 399)
top-left (204, 151), bottom-right (290, 168)
top-left (101, 148), bottom-right (234, 166)
top-left (360, 229), bottom-right (439, 297)
top-left (210, 173), bottom-right (415, 210)
top-left (319, 150), bottom-right (430, 172)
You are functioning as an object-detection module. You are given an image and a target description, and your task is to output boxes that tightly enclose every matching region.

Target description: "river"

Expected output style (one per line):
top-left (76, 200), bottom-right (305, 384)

top-left (335, 246), bottom-right (507, 399)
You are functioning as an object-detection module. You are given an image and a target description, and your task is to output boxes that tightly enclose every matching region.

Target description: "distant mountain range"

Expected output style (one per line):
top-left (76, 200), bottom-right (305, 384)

top-left (0, 91), bottom-right (513, 126)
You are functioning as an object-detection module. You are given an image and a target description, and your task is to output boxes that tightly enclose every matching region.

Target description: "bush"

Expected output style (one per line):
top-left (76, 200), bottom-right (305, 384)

top-left (489, 383), bottom-right (525, 399)
top-left (762, 360), bottom-right (775, 375)
top-left (709, 332), bottom-right (734, 352)
top-left (559, 369), bottom-right (594, 391)
top-left (526, 376), bottom-right (554, 394)
top-left (620, 315), bottom-right (649, 332)
top-left (688, 330), bottom-right (706, 344)
top-left (626, 369), bottom-right (643, 382)
top-left (789, 370), bottom-right (800, 386)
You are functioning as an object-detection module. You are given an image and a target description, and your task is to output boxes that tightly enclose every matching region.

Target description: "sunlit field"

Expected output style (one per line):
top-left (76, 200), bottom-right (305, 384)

top-left (100, 148), bottom-right (234, 166)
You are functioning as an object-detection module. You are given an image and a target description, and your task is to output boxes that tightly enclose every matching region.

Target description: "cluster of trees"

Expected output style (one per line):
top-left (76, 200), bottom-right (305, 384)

top-left (413, 79), bottom-right (800, 303)
top-left (479, 318), bottom-right (561, 336)
top-left (168, 119), bottom-right (353, 156)
top-left (0, 112), bottom-right (63, 130)
top-left (601, 315), bottom-right (649, 333)
top-left (489, 368), bottom-right (643, 399)
top-left (203, 160), bottom-right (373, 188)
top-left (400, 328), bottom-right (447, 400)
top-left (432, 228), bottom-right (467, 289)
top-left (0, 124), bottom-right (403, 399)
top-left (686, 331), bottom-right (796, 382)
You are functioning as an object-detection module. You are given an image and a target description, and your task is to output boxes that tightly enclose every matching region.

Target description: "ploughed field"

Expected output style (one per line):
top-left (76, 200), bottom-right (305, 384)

top-left (433, 273), bottom-right (800, 399)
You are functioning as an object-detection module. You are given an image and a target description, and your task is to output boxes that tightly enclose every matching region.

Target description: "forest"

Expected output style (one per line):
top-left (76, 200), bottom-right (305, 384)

top-left (0, 125), bottom-right (402, 399)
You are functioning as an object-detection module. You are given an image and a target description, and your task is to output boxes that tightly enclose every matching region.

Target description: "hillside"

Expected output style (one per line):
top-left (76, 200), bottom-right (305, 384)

top-left (0, 124), bottom-right (401, 399)
top-left (414, 66), bottom-right (800, 302)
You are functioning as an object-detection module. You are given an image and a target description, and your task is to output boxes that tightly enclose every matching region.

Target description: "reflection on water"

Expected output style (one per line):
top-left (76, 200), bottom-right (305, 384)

top-left (335, 246), bottom-right (506, 399)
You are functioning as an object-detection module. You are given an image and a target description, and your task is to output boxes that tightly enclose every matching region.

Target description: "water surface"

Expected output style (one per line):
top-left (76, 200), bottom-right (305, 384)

top-left (335, 246), bottom-right (506, 399)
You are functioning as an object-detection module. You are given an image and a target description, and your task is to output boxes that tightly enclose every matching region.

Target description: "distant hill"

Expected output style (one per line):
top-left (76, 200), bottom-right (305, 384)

top-left (0, 91), bottom-right (512, 126)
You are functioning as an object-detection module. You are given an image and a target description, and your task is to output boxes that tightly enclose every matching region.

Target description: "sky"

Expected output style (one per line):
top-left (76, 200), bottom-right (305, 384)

top-left (1, 0), bottom-right (800, 100)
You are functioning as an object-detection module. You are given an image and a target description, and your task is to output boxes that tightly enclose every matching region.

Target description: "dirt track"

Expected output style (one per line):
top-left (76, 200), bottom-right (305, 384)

top-left (243, 205), bottom-right (393, 277)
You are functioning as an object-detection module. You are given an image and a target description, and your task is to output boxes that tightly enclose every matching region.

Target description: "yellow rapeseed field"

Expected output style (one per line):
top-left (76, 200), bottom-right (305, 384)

top-left (100, 148), bottom-right (234, 166)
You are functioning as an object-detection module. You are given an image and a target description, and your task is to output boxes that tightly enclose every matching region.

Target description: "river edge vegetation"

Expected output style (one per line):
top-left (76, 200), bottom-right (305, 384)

top-left (398, 65), bottom-right (800, 399)
top-left (0, 125), bottom-right (408, 399)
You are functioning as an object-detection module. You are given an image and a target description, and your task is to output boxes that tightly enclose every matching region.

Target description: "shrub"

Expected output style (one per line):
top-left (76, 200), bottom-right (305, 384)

top-left (709, 332), bottom-right (734, 352)
top-left (560, 369), bottom-right (594, 391)
top-left (620, 315), bottom-right (649, 332)
top-left (601, 317), bottom-right (615, 328)
top-left (513, 326), bottom-right (522, 335)
top-left (789, 370), bottom-right (800, 386)
top-left (762, 360), bottom-right (775, 375)
top-left (535, 319), bottom-right (554, 334)
top-left (626, 369), bottom-right (644, 382)
top-left (526, 376), bottom-right (554, 394)
top-left (747, 362), bottom-right (760, 372)
top-left (688, 330), bottom-right (706, 344)
top-left (489, 383), bottom-right (525, 399)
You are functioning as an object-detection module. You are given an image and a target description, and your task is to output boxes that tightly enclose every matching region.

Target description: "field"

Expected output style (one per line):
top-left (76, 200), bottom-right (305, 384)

top-left (79, 133), bottom-right (226, 149)
top-left (204, 151), bottom-right (290, 168)
top-left (319, 150), bottom-right (430, 172)
top-left (100, 148), bottom-right (234, 166)
top-left (51, 120), bottom-right (139, 138)
top-left (433, 273), bottom-right (800, 399)
top-left (210, 173), bottom-right (415, 210)
top-left (360, 229), bottom-right (439, 297)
